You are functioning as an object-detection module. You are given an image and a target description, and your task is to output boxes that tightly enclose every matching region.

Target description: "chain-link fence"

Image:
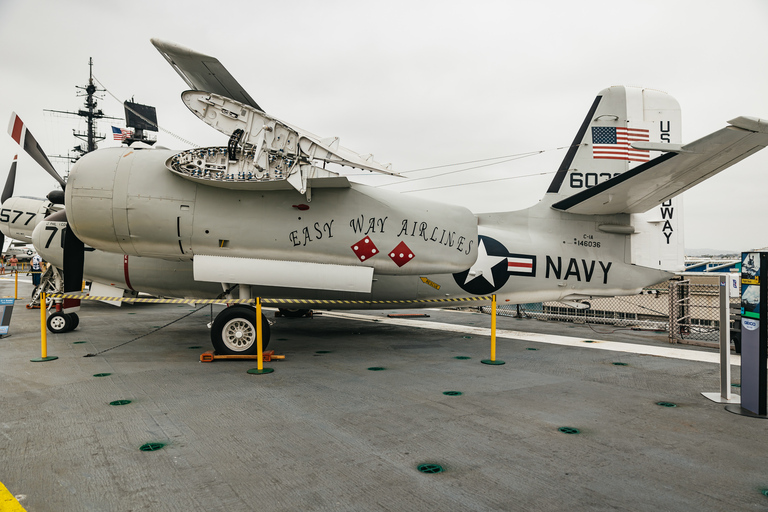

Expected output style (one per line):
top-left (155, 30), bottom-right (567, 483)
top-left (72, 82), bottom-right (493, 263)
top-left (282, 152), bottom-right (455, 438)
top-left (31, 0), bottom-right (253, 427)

top-left (484, 275), bottom-right (740, 346)
top-left (666, 279), bottom-right (741, 344)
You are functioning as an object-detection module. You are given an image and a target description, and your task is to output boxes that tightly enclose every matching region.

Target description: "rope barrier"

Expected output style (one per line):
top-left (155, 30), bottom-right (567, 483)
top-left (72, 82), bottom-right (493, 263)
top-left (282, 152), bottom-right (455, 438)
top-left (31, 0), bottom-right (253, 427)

top-left (44, 293), bottom-right (494, 306)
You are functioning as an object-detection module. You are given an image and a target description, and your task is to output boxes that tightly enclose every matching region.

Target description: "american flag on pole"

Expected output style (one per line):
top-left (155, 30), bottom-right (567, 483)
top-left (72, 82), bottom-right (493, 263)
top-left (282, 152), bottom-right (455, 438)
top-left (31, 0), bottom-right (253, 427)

top-left (592, 126), bottom-right (650, 162)
top-left (112, 126), bottom-right (130, 141)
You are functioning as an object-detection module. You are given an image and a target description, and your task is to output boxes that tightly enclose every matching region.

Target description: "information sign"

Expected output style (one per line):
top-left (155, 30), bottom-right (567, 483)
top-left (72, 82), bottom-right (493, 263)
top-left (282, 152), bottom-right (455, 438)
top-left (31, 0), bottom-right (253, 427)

top-left (739, 252), bottom-right (767, 416)
top-left (0, 297), bottom-right (15, 336)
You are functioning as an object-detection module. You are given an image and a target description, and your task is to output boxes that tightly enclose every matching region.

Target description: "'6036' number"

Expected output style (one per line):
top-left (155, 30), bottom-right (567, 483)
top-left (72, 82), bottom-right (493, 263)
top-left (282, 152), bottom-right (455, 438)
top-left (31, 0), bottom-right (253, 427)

top-left (569, 172), bottom-right (620, 189)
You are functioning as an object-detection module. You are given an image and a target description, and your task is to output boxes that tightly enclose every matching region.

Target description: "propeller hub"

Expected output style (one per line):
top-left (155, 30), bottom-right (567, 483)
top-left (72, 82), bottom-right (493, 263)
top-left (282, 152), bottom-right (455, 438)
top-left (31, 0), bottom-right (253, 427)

top-left (47, 189), bottom-right (65, 205)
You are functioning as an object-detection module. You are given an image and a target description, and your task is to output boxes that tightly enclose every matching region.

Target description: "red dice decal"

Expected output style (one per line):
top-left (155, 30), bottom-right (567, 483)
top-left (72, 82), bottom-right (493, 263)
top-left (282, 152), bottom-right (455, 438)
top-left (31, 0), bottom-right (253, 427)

top-left (351, 236), bottom-right (379, 262)
top-left (388, 241), bottom-right (415, 267)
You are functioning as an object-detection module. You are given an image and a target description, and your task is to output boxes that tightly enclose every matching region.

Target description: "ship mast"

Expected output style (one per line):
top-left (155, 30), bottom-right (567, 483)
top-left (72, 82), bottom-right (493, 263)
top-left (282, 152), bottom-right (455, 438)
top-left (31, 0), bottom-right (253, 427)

top-left (77, 57), bottom-right (104, 153)
top-left (45, 57), bottom-right (121, 164)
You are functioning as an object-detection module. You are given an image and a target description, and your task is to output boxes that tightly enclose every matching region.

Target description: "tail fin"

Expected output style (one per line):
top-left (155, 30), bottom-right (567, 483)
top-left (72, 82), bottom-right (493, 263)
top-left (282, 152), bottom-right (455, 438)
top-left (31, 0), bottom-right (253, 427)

top-left (546, 86), bottom-right (681, 198)
top-left (546, 86), bottom-right (684, 271)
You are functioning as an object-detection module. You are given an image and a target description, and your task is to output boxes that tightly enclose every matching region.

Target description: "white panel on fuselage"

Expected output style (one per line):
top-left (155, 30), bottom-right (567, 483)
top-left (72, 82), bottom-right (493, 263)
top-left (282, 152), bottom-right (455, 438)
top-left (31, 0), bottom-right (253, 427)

top-left (193, 255), bottom-right (374, 293)
top-left (88, 281), bottom-right (125, 307)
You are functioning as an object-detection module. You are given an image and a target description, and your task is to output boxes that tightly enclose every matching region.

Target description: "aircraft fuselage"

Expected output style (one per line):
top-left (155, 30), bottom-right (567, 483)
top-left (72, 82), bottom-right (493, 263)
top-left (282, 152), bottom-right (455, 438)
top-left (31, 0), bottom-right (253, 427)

top-left (31, 147), bottom-right (671, 307)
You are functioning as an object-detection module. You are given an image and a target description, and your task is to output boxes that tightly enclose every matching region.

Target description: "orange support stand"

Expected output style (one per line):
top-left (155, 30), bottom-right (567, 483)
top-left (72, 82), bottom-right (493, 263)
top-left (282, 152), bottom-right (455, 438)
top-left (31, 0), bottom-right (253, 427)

top-left (200, 350), bottom-right (284, 363)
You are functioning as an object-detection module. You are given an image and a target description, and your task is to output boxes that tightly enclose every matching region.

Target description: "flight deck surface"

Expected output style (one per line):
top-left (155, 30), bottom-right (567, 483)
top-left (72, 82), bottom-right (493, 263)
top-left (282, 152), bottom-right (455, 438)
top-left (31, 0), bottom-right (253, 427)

top-left (0, 277), bottom-right (766, 511)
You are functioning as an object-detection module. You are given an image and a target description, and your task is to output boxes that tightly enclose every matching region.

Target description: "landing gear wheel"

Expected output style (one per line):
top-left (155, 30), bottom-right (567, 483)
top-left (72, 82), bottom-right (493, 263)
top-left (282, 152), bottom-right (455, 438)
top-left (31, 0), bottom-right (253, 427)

top-left (66, 313), bottom-right (79, 331)
top-left (47, 312), bottom-right (73, 334)
top-left (211, 305), bottom-right (270, 355)
top-left (278, 308), bottom-right (310, 318)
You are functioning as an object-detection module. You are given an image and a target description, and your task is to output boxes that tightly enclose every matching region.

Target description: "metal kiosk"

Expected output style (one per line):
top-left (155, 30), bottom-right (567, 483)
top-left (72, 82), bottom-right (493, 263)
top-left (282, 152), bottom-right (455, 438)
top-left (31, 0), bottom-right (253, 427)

top-left (726, 252), bottom-right (768, 418)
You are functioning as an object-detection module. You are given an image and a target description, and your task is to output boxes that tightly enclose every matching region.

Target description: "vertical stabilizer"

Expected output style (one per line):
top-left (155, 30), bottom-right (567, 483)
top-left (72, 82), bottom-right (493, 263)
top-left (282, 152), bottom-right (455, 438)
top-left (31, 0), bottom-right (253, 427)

top-left (545, 86), bottom-right (684, 272)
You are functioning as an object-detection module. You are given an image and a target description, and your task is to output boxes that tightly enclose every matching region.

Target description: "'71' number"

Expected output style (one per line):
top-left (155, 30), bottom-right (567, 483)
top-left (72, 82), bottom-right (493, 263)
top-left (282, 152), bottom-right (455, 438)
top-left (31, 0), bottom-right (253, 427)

top-left (44, 225), bottom-right (60, 249)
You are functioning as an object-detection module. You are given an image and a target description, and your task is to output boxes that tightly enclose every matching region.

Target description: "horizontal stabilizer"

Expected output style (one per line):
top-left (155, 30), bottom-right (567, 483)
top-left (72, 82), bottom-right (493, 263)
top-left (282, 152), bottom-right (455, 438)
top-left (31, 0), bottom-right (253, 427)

top-left (631, 142), bottom-right (686, 153)
top-left (151, 38), bottom-right (262, 112)
top-left (552, 116), bottom-right (768, 215)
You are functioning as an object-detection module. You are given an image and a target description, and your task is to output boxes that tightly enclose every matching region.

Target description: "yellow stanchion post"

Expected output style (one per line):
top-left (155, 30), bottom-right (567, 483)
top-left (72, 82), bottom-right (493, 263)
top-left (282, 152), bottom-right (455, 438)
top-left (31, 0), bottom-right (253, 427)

top-left (481, 294), bottom-right (505, 366)
top-left (14, 271), bottom-right (18, 300)
top-left (491, 294), bottom-right (497, 360)
top-left (247, 297), bottom-right (273, 375)
top-left (31, 292), bottom-right (57, 362)
top-left (256, 297), bottom-right (263, 371)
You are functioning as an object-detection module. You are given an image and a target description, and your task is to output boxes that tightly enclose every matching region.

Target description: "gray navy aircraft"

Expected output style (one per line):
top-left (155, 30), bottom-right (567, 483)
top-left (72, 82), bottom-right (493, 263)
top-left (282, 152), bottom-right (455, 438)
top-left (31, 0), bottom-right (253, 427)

top-left (5, 39), bottom-right (768, 355)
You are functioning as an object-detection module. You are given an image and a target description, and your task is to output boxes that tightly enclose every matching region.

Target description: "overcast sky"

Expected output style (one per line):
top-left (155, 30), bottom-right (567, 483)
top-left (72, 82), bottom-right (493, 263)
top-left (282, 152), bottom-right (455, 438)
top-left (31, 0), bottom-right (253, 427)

top-left (1, 0), bottom-right (766, 253)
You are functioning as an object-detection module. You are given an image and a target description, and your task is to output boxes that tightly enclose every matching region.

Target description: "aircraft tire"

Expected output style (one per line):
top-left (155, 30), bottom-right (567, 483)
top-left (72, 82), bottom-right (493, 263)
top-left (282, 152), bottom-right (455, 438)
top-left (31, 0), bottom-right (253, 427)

top-left (278, 308), bottom-right (310, 318)
top-left (67, 313), bottom-right (79, 331)
top-left (47, 312), bottom-right (73, 334)
top-left (211, 305), bottom-right (270, 355)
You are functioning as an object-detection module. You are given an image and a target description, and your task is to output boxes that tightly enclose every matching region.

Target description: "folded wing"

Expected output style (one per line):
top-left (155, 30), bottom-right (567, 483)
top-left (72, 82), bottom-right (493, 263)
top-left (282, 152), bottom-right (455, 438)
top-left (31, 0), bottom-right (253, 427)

top-left (151, 38), bottom-right (262, 112)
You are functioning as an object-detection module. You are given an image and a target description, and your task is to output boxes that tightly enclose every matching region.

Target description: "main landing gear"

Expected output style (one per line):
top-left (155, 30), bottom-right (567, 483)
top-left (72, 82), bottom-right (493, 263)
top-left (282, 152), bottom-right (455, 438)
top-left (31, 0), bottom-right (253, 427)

top-left (210, 305), bottom-right (270, 355)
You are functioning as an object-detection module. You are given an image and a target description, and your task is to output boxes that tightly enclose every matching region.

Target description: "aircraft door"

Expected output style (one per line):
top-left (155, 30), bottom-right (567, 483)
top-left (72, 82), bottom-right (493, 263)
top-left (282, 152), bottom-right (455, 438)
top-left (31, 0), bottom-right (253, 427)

top-left (176, 203), bottom-right (193, 256)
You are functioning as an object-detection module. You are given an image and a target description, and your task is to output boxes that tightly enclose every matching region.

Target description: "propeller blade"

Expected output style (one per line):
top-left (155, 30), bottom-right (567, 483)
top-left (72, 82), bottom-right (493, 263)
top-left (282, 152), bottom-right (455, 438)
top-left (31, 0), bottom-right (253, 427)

top-left (7, 112), bottom-right (67, 189)
top-left (2, 155), bottom-right (17, 203)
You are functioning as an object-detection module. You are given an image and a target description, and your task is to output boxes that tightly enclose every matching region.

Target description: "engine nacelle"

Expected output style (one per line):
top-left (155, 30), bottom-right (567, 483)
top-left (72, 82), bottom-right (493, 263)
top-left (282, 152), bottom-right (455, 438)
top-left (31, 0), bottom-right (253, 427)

top-left (65, 147), bottom-right (479, 275)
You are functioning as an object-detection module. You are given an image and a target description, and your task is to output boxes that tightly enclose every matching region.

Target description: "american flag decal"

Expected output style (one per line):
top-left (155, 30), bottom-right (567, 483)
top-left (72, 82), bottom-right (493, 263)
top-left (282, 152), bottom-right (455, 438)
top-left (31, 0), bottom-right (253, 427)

top-left (592, 126), bottom-right (650, 162)
top-left (507, 254), bottom-right (536, 277)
